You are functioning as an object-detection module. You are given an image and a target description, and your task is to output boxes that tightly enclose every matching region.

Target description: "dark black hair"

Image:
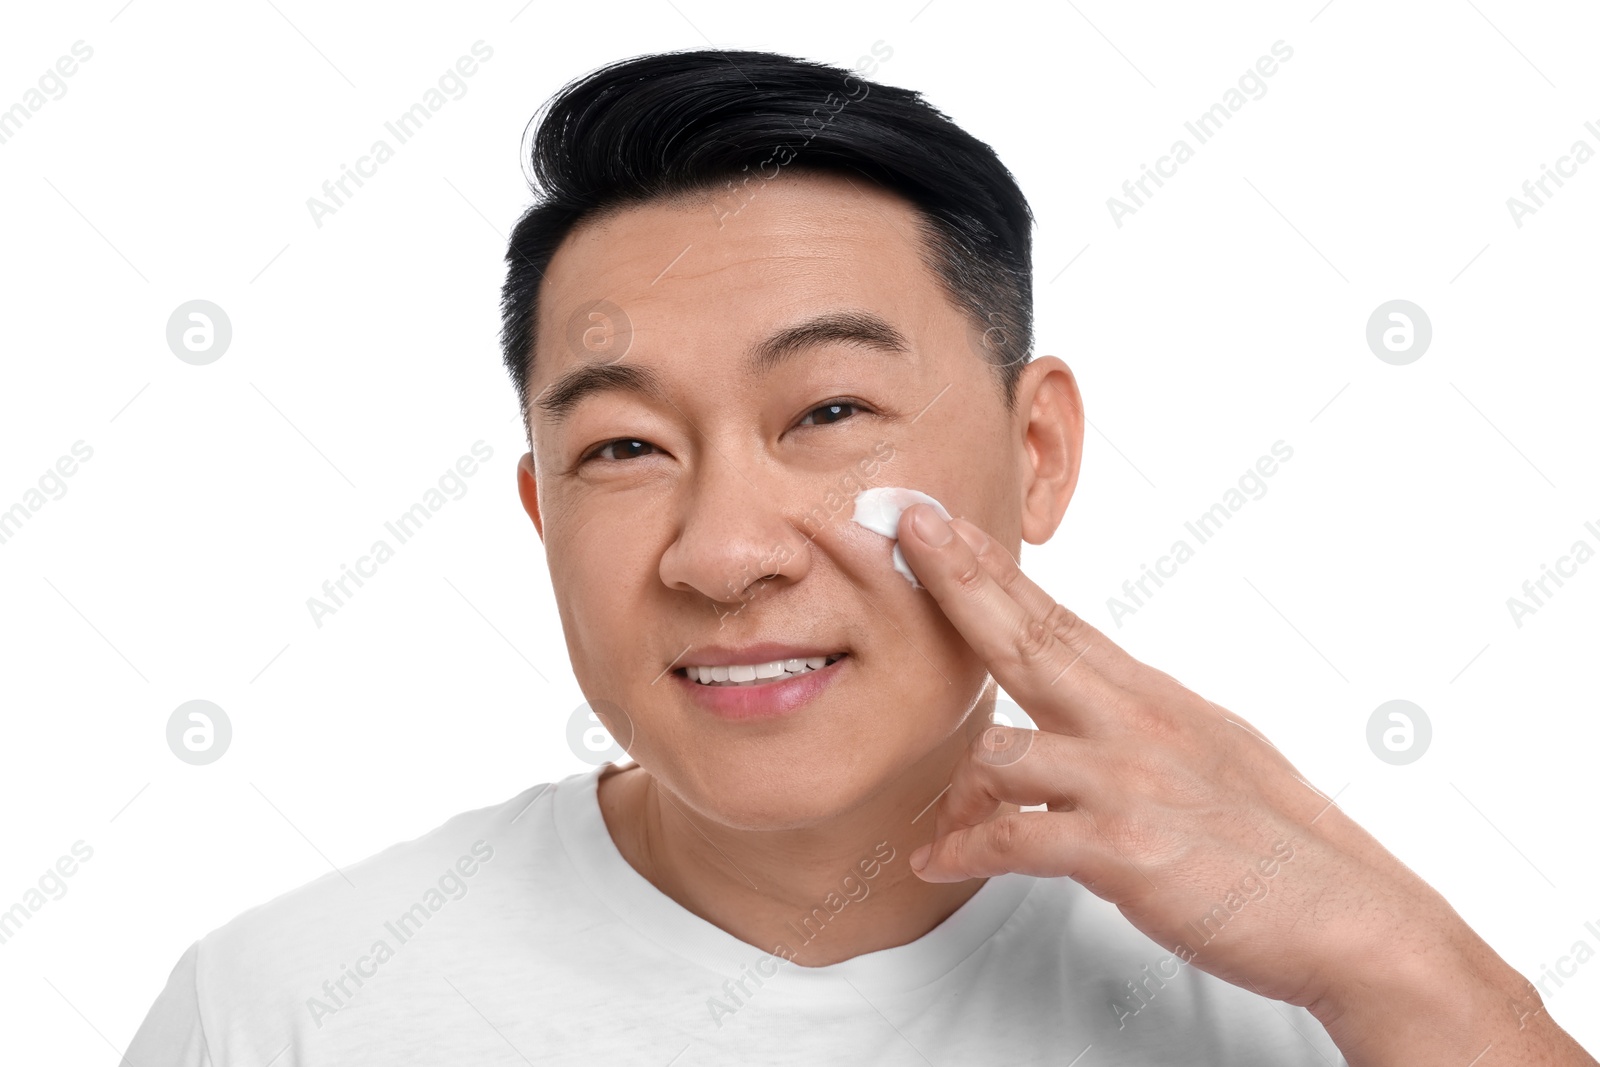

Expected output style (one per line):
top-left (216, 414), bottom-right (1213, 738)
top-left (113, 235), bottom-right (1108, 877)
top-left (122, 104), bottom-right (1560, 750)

top-left (499, 48), bottom-right (1035, 425)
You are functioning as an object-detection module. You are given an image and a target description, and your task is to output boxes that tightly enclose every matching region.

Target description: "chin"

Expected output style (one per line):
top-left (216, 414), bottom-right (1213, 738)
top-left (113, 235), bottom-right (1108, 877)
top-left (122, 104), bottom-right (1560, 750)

top-left (658, 716), bottom-right (962, 832)
top-left (655, 740), bottom-right (903, 832)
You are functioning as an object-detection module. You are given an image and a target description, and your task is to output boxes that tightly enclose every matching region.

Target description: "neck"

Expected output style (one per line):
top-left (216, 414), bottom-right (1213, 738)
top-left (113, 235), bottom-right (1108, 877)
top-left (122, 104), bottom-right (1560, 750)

top-left (597, 710), bottom-right (1010, 967)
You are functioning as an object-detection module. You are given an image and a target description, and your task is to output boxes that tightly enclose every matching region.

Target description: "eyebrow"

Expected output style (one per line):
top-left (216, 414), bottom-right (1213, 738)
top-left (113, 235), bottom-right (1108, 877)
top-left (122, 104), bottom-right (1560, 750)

top-left (535, 362), bottom-right (664, 424)
top-left (747, 310), bottom-right (911, 373)
top-left (535, 309), bottom-right (910, 424)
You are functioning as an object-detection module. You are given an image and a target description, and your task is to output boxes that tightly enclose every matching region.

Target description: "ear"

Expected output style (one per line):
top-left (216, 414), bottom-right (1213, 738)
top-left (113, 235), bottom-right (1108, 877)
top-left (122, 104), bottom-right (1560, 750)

top-left (1013, 357), bottom-right (1084, 545)
top-left (517, 452), bottom-right (544, 541)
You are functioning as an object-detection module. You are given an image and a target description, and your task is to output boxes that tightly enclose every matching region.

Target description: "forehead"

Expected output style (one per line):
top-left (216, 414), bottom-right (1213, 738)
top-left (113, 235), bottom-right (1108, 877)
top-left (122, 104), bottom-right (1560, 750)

top-left (532, 171), bottom-right (948, 371)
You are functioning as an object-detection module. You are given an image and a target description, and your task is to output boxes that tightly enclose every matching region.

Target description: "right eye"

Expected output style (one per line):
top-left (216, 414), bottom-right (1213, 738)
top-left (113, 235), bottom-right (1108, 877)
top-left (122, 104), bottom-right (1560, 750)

top-left (583, 438), bottom-right (659, 463)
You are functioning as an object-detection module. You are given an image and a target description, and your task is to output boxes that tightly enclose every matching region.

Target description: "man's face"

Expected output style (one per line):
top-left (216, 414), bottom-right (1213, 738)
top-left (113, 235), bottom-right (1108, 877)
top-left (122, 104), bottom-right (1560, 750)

top-left (522, 170), bottom-right (1030, 829)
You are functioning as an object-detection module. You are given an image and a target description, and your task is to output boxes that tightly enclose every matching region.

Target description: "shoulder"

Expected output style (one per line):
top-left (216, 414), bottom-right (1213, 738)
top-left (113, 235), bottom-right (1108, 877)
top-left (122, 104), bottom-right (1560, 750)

top-left (126, 776), bottom-right (580, 1065)
top-left (181, 777), bottom-right (577, 1043)
top-left (200, 776), bottom-right (567, 959)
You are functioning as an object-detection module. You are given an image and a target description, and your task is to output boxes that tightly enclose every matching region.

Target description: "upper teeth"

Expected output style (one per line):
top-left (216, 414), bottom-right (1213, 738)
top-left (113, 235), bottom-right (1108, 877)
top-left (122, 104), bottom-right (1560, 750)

top-left (687, 656), bottom-right (837, 686)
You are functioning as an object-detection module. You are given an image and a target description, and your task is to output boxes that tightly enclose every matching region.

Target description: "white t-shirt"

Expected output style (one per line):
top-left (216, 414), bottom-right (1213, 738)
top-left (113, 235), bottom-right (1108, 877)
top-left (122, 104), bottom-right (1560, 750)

top-left (126, 765), bottom-right (1347, 1065)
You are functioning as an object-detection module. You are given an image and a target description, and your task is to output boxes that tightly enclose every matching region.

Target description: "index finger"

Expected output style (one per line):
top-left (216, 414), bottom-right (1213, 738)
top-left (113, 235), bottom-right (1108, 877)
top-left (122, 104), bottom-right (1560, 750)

top-left (897, 503), bottom-right (1135, 732)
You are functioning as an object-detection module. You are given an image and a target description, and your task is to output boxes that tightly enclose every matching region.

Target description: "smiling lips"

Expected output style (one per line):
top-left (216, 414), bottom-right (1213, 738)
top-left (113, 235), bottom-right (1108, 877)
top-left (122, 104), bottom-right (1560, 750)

top-left (671, 644), bottom-right (850, 719)
top-left (682, 654), bottom-right (845, 687)
top-left (675, 646), bottom-right (851, 723)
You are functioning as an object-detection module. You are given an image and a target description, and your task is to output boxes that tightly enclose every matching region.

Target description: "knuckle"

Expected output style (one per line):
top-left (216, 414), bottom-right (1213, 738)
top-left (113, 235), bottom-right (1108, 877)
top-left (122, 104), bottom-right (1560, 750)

top-left (1015, 615), bottom-right (1056, 665)
top-left (1124, 695), bottom-right (1172, 737)
top-left (973, 724), bottom-right (1033, 767)
top-left (952, 552), bottom-right (986, 592)
top-left (1042, 600), bottom-right (1088, 646)
top-left (988, 813), bottom-right (1026, 857)
top-left (1014, 600), bottom-right (1089, 669)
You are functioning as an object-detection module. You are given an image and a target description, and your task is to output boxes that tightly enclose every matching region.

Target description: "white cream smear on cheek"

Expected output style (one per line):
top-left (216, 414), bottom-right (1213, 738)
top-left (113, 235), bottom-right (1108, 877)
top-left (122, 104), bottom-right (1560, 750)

top-left (850, 486), bottom-right (951, 588)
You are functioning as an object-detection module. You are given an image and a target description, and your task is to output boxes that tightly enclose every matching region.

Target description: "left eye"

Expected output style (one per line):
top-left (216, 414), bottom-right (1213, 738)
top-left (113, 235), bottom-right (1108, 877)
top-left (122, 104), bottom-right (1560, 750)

top-left (799, 401), bottom-right (864, 426)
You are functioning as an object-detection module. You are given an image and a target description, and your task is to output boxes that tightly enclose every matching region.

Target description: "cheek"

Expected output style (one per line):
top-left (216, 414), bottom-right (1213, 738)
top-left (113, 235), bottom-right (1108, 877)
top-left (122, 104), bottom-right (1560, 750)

top-left (854, 625), bottom-right (988, 765)
top-left (819, 518), bottom-right (988, 697)
top-left (829, 468), bottom-right (1007, 705)
top-left (902, 596), bottom-right (991, 702)
top-left (548, 521), bottom-right (659, 667)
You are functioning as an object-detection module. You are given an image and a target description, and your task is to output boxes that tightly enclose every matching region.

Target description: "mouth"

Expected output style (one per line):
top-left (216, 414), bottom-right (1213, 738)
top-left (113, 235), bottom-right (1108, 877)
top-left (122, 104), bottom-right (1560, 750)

top-left (678, 654), bottom-right (846, 687)
top-left (672, 647), bottom-right (849, 720)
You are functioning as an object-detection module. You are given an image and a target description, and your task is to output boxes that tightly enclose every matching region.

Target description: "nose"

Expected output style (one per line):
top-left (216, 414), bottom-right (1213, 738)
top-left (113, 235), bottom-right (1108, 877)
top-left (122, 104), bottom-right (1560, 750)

top-left (657, 453), bottom-right (812, 608)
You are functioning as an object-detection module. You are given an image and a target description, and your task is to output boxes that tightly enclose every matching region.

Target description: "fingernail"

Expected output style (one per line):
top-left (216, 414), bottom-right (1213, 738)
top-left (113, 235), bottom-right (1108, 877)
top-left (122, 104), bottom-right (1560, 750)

top-left (909, 844), bottom-right (931, 871)
top-left (911, 506), bottom-right (953, 547)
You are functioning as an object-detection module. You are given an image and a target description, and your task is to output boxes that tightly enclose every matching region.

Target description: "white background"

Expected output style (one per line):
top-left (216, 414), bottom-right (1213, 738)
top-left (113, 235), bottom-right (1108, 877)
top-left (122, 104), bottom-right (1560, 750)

top-left (1, 0), bottom-right (1597, 1060)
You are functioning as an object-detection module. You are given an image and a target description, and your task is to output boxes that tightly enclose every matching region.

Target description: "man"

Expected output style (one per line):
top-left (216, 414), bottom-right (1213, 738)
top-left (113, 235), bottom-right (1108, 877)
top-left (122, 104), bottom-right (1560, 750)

top-left (126, 49), bottom-right (1594, 1065)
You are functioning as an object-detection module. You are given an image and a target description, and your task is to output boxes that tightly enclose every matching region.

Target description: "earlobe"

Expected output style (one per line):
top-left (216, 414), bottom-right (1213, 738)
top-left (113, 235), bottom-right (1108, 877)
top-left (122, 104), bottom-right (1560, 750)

top-left (1015, 357), bottom-right (1084, 545)
top-left (517, 453), bottom-right (545, 540)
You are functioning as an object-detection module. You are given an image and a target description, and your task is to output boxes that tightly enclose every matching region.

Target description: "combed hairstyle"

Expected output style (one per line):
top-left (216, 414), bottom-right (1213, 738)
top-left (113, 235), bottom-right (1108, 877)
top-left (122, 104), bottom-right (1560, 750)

top-left (499, 48), bottom-right (1035, 426)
